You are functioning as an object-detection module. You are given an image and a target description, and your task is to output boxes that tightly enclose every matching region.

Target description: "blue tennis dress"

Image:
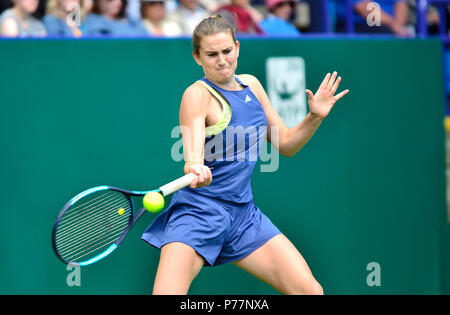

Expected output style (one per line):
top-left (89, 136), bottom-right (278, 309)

top-left (141, 76), bottom-right (281, 266)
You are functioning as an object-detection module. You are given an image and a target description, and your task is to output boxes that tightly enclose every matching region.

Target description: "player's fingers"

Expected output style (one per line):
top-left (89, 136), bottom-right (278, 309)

top-left (190, 175), bottom-right (198, 188)
top-left (204, 171), bottom-right (212, 186)
top-left (198, 171), bottom-right (205, 184)
top-left (305, 89), bottom-right (314, 99)
top-left (202, 166), bottom-right (212, 186)
top-left (331, 76), bottom-right (341, 94)
top-left (334, 89), bottom-right (349, 101)
top-left (188, 164), bottom-right (203, 188)
top-left (197, 167), bottom-right (212, 187)
top-left (318, 73), bottom-right (331, 92)
top-left (188, 165), bottom-right (213, 187)
top-left (206, 167), bottom-right (213, 184)
top-left (327, 72), bottom-right (338, 90)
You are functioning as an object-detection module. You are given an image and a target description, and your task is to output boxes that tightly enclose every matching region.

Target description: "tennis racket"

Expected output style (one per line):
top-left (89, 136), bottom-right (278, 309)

top-left (52, 173), bottom-right (195, 266)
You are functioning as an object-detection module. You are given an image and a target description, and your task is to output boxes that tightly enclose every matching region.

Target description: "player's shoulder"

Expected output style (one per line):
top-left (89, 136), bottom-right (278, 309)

top-left (237, 74), bottom-right (265, 96)
top-left (183, 80), bottom-right (210, 99)
top-left (180, 80), bottom-right (212, 110)
top-left (237, 74), bottom-right (261, 86)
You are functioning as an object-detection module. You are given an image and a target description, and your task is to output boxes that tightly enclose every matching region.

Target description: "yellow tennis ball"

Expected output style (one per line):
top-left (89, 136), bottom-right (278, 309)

top-left (117, 208), bottom-right (125, 215)
top-left (143, 191), bottom-right (165, 213)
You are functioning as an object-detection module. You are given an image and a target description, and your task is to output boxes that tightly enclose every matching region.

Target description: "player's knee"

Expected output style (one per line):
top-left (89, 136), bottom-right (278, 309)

top-left (306, 281), bottom-right (324, 295)
top-left (153, 286), bottom-right (188, 295)
top-left (288, 279), bottom-right (323, 295)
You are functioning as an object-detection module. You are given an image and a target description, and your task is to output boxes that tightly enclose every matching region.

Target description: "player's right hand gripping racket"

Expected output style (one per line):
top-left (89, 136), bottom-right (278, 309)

top-left (52, 173), bottom-right (195, 267)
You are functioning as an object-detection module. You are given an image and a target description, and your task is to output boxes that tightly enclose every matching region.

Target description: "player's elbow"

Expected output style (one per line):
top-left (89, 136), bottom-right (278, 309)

top-left (279, 149), bottom-right (297, 158)
top-left (277, 138), bottom-right (302, 157)
top-left (277, 144), bottom-right (299, 157)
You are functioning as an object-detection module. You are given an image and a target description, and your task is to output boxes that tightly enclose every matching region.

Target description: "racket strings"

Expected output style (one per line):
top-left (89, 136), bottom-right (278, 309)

top-left (58, 196), bottom-right (127, 246)
top-left (56, 205), bottom-right (128, 254)
top-left (56, 195), bottom-right (128, 241)
top-left (55, 190), bottom-right (132, 263)
top-left (62, 226), bottom-right (126, 263)
top-left (60, 192), bottom-right (123, 224)
top-left (56, 216), bottom-right (125, 254)
top-left (56, 197), bottom-right (131, 262)
top-left (56, 191), bottom-right (130, 244)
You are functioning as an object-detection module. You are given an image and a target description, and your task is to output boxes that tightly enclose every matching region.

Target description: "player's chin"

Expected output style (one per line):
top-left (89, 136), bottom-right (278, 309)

top-left (215, 70), bottom-right (234, 83)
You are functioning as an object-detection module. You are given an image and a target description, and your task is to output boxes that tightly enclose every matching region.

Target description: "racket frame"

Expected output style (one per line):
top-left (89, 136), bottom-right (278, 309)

top-left (52, 173), bottom-right (195, 266)
top-left (52, 186), bottom-right (157, 266)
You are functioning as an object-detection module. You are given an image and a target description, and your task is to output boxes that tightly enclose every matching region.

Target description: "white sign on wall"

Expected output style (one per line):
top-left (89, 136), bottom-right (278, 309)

top-left (266, 57), bottom-right (307, 128)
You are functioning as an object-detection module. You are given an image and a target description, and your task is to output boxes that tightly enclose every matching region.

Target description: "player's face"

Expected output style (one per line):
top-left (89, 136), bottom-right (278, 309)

top-left (194, 32), bottom-right (240, 85)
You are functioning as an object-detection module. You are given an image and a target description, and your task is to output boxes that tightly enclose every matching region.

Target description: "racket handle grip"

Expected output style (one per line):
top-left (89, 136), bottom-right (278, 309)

top-left (159, 173), bottom-right (196, 196)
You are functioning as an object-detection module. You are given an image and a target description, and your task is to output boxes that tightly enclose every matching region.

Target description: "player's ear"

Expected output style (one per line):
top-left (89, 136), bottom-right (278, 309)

top-left (192, 51), bottom-right (202, 66)
top-left (235, 40), bottom-right (240, 58)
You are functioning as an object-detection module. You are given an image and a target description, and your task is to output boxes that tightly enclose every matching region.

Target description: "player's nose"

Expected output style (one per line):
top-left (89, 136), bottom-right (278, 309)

top-left (217, 53), bottom-right (226, 66)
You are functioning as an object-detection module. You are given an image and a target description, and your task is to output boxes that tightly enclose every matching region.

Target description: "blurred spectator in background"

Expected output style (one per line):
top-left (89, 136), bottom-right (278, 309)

top-left (82, 0), bottom-right (148, 36)
top-left (84, 0), bottom-right (92, 12)
top-left (125, 0), bottom-right (140, 22)
top-left (259, 0), bottom-right (300, 36)
top-left (43, 0), bottom-right (84, 37)
top-left (406, 0), bottom-right (440, 35)
top-left (0, 0), bottom-right (46, 36)
top-left (167, 0), bottom-right (208, 35)
top-left (218, 0), bottom-right (264, 34)
top-left (0, 0), bottom-right (11, 13)
top-left (198, 0), bottom-right (229, 12)
top-left (353, 0), bottom-right (410, 36)
top-left (140, 0), bottom-right (181, 36)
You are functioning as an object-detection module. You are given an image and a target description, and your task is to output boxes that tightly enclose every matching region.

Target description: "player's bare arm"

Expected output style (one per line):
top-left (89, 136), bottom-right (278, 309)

top-left (240, 72), bottom-right (349, 157)
top-left (179, 83), bottom-right (213, 188)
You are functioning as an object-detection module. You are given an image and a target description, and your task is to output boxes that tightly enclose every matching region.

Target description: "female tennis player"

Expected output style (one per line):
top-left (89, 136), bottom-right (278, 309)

top-left (142, 15), bottom-right (349, 295)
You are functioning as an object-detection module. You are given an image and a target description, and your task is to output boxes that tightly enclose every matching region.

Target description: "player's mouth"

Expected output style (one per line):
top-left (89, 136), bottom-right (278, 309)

top-left (217, 67), bottom-right (229, 72)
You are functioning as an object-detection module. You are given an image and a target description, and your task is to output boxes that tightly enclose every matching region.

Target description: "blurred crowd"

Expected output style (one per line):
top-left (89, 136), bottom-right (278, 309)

top-left (0, 0), bottom-right (446, 38)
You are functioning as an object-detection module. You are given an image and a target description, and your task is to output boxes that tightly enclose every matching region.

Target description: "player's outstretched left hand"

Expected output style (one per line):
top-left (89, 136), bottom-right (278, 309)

top-left (305, 71), bottom-right (349, 120)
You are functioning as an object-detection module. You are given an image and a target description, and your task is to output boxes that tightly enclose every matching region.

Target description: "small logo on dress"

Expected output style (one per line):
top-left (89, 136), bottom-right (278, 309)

top-left (245, 95), bottom-right (252, 103)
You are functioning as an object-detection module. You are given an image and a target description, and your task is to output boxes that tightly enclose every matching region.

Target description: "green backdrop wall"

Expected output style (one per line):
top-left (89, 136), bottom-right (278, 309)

top-left (0, 38), bottom-right (447, 294)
